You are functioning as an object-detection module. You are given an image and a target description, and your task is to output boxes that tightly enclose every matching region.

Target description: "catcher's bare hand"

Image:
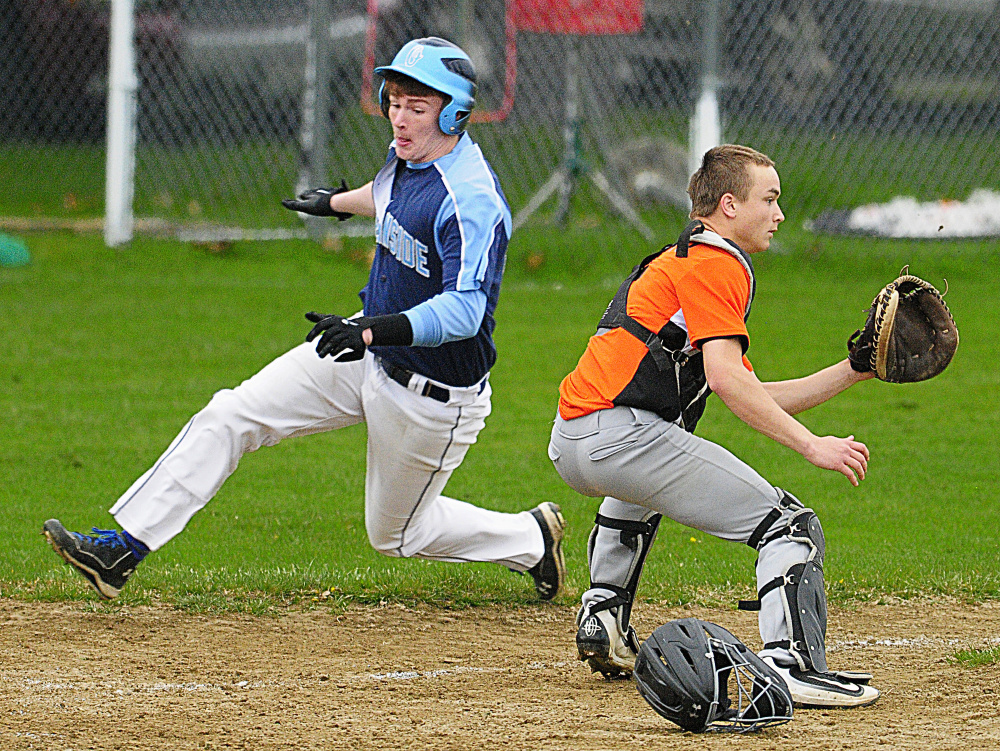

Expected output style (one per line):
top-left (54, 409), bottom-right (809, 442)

top-left (803, 434), bottom-right (869, 486)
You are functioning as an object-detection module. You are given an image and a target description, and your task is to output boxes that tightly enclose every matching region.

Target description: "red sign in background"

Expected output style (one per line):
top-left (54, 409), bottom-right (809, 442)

top-left (511, 0), bottom-right (644, 35)
top-left (361, 1), bottom-right (645, 122)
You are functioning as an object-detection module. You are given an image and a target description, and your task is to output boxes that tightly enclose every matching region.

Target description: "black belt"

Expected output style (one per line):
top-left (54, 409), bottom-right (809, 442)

top-left (379, 359), bottom-right (450, 403)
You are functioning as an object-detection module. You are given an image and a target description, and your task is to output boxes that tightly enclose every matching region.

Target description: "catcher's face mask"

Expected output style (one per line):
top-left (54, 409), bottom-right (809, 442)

top-left (634, 618), bottom-right (794, 733)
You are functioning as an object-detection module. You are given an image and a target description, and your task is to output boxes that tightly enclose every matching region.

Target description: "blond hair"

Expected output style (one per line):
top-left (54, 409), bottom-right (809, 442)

top-left (687, 144), bottom-right (775, 219)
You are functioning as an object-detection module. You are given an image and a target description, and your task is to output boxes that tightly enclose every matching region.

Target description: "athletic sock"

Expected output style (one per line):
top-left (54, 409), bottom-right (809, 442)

top-left (121, 530), bottom-right (151, 561)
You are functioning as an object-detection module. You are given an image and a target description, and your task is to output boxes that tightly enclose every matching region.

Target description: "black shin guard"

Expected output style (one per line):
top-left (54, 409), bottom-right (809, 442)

top-left (739, 490), bottom-right (829, 672)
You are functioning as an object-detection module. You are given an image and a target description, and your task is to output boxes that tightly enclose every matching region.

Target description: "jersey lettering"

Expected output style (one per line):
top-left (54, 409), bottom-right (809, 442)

top-left (377, 210), bottom-right (430, 278)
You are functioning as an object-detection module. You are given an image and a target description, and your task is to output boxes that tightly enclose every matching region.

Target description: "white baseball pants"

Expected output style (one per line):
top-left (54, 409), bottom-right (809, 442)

top-left (111, 342), bottom-right (543, 570)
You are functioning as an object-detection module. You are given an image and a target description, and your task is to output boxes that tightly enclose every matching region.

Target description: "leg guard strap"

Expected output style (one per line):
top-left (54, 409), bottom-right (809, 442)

top-left (745, 489), bottom-right (803, 551)
top-left (584, 584), bottom-right (632, 615)
top-left (594, 513), bottom-right (660, 552)
top-left (738, 574), bottom-right (785, 611)
top-left (747, 507), bottom-right (782, 551)
top-left (587, 511), bottom-right (662, 631)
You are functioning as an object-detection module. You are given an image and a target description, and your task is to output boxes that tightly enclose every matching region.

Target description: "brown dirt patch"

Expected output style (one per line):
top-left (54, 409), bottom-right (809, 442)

top-left (1, 598), bottom-right (997, 750)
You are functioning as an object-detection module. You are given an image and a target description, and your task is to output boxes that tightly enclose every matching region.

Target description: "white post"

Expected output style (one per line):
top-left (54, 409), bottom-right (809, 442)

top-left (688, 0), bottom-right (723, 179)
top-left (104, 0), bottom-right (138, 247)
top-left (688, 85), bottom-right (722, 178)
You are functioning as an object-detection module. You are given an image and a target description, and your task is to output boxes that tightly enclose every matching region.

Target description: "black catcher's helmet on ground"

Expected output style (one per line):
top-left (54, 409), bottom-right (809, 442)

top-left (634, 618), bottom-right (793, 733)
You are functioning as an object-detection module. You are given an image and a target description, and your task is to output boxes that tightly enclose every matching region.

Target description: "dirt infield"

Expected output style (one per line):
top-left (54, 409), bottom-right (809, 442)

top-left (1, 597), bottom-right (997, 750)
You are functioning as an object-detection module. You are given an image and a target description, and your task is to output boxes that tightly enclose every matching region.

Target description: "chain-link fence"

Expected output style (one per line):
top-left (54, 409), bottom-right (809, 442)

top-left (3, 0), bottom-right (1000, 242)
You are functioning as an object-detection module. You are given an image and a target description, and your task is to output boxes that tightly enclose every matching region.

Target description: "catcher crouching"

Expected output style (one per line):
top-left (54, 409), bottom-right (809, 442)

top-left (548, 143), bottom-right (959, 714)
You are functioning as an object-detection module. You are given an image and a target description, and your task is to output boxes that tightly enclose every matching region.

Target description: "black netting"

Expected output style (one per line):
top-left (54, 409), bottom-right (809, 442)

top-left (2, 0), bottom-right (999, 231)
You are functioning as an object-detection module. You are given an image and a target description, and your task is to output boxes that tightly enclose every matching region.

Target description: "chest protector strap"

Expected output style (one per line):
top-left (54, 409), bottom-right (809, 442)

top-left (615, 315), bottom-right (674, 371)
top-left (602, 221), bottom-right (757, 366)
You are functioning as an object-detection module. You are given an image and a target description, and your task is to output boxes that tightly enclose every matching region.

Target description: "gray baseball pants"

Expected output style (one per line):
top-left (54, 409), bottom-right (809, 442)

top-left (548, 405), bottom-right (811, 661)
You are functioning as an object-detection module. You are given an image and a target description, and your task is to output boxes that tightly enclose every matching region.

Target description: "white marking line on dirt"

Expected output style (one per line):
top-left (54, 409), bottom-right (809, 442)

top-left (828, 636), bottom-right (1000, 652)
top-left (14, 664), bottom-right (581, 694)
top-left (365, 661), bottom-right (572, 683)
top-left (19, 678), bottom-right (269, 694)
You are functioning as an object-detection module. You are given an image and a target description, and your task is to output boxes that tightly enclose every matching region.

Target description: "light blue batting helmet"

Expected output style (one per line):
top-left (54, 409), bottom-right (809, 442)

top-left (374, 37), bottom-right (477, 135)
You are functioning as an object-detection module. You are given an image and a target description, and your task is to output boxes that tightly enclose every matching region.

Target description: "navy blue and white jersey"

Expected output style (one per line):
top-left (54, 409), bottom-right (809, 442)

top-left (361, 133), bottom-right (512, 387)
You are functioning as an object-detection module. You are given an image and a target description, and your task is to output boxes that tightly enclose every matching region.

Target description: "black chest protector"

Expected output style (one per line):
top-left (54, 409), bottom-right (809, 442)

top-left (597, 220), bottom-right (756, 432)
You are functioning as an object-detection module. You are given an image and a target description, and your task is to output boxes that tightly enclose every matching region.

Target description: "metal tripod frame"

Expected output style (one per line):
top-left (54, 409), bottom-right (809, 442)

top-left (513, 37), bottom-right (654, 241)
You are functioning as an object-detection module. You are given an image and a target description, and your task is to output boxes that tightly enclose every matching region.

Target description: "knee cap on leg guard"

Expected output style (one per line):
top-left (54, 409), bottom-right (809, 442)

top-left (779, 509), bottom-right (826, 565)
top-left (746, 491), bottom-right (824, 560)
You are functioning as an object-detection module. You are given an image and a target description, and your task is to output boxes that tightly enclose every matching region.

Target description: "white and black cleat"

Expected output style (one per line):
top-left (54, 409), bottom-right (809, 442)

top-left (526, 502), bottom-right (566, 601)
top-left (762, 656), bottom-right (880, 708)
top-left (576, 605), bottom-right (639, 679)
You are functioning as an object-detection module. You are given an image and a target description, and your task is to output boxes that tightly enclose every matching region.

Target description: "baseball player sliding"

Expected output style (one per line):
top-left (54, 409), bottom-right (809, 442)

top-left (549, 145), bottom-right (882, 708)
top-left (43, 37), bottom-right (565, 603)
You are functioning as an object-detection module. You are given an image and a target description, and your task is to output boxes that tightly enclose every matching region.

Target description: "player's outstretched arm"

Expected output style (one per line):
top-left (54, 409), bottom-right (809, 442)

top-left (330, 181), bottom-right (375, 218)
top-left (703, 338), bottom-right (869, 486)
top-left (282, 180), bottom-right (375, 219)
top-left (761, 359), bottom-right (875, 416)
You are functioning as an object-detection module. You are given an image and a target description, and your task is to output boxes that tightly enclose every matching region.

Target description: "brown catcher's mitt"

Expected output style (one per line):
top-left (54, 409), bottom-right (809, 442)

top-left (848, 267), bottom-right (958, 383)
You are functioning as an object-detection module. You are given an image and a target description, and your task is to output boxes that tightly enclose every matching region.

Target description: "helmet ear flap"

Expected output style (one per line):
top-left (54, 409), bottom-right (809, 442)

top-left (378, 79), bottom-right (391, 119)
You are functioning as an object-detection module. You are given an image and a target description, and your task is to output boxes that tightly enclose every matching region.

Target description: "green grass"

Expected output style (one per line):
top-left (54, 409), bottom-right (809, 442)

top-left (949, 645), bottom-right (1000, 668)
top-left (1, 226), bottom-right (998, 612)
top-left (1, 143), bottom-right (106, 218)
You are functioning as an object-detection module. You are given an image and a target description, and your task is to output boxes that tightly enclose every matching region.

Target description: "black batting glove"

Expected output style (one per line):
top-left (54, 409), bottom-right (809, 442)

top-left (304, 312), bottom-right (366, 361)
top-left (282, 179), bottom-right (353, 220)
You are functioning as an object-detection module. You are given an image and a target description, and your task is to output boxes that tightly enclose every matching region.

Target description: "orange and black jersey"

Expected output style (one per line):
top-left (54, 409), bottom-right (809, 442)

top-left (559, 233), bottom-right (755, 431)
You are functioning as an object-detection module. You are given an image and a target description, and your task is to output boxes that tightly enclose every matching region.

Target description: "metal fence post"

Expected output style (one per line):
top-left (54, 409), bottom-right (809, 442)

top-left (297, 0), bottom-right (334, 239)
top-left (104, 0), bottom-right (138, 247)
top-left (689, 0), bottom-right (723, 179)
